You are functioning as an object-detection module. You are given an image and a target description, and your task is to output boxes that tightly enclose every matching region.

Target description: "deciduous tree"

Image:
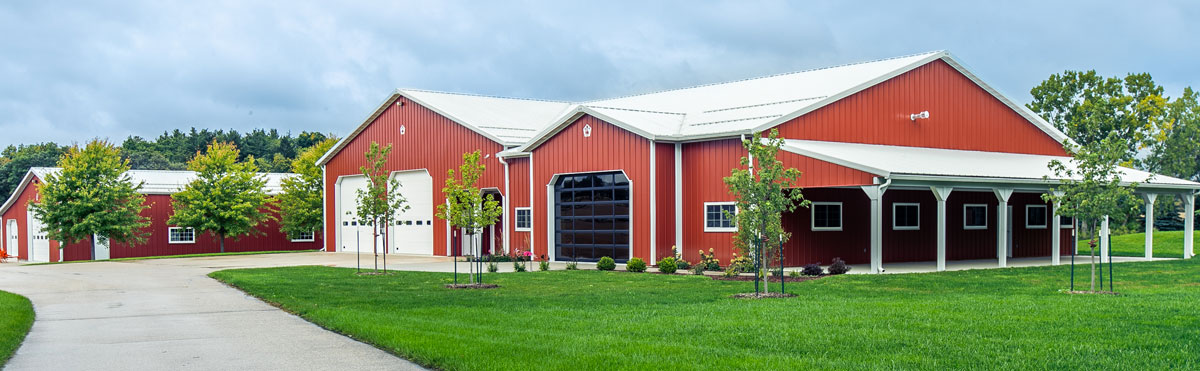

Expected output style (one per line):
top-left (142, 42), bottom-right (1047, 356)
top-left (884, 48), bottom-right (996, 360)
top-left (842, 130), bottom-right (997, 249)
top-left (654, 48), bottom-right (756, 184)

top-left (437, 151), bottom-right (502, 285)
top-left (169, 141), bottom-right (273, 253)
top-left (351, 142), bottom-right (408, 272)
top-left (279, 138), bottom-right (338, 240)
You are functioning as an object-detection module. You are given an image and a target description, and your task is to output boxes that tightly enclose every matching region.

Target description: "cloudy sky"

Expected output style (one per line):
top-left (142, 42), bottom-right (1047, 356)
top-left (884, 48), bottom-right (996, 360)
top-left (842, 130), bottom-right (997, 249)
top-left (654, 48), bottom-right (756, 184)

top-left (1, 1), bottom-right (1197, 148)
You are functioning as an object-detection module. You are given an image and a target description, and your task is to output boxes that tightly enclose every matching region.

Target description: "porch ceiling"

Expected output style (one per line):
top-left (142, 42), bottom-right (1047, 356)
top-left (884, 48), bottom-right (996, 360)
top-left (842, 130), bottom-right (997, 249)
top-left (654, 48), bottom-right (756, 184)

top-left (780, 140), bottom-right (1200, 192)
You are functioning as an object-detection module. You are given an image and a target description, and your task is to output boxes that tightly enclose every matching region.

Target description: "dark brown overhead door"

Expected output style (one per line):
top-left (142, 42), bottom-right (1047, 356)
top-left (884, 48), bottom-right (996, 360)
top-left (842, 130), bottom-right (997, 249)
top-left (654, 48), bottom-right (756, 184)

top-left (554, 172), bottom-right (630, 262)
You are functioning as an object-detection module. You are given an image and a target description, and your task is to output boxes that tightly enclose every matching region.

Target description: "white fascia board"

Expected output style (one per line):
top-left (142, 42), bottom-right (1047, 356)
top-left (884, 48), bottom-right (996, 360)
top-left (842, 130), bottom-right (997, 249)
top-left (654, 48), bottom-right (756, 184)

top-left (936, 54), bottom-right (1075, 146)
top-left (778, 142), bottom-right (891, 178)
top-left (889, 173), bottom-right (1200, 192)
top-left (0, 170), bottom-right (38, 215)
top-left (748, 51), bottom-right (948, 134)
top-left (513, 106), bottom-right (660, 153)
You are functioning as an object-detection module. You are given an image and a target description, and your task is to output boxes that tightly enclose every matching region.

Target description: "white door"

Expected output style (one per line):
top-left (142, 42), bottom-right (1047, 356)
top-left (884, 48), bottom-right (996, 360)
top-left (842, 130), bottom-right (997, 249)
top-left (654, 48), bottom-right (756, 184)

top-left (389, 170), bottom-right (434, 255)
top-left (27, 213), bottom-right (50, 262)
top-left (337, 175), bottom-right (374, 253)
top-left (94, 234), bottom-right (110, 260)
top-left (5, 220), bottom-right (17, 258)
top-left (1006, 205), bottom-right (1014, 258)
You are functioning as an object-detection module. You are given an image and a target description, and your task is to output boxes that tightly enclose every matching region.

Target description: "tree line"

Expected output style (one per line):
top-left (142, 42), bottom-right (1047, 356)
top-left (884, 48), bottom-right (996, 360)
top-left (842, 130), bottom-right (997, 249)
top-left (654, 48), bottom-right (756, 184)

top-left (0, 128), bottom-right (333, 200)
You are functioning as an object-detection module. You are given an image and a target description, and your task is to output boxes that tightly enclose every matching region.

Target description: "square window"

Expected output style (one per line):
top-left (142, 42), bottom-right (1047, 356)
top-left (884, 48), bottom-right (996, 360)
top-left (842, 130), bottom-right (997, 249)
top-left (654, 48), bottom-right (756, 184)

top-left (703, 202), bottom-right (737, 232)
top-left (168, 227), bottom-right (196, 244)
top-left (515, 208), bottom-right (532, 231)
top-left (1026, 205), bottom-right (1048, 229)
top-left (964, 204), bottom-right (988, 230)
top-left (1059, 216), bottom-right (1074, 229)
top-left (893, 203), bottom-right (920, 230)
top-left (812, 202), bottom-right (843, 231)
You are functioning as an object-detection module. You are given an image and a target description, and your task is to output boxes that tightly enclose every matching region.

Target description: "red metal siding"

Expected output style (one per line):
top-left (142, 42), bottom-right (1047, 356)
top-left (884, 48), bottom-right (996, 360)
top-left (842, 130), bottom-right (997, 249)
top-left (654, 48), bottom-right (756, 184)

top-left (781, 188), bottom-right (871, 266)
top-left (59, 194), bottom-right (321, 261)
top-left (323, 96), bottom-right (506, 256)
top-left (1, 178), bottom-right (43, 260)
top-left (531, 115), bottom-right (651, 260)
top-left (679, 139), bottom-right (743, 263)
top-left (653, 142), bottom-right (676, 261)
top-left (773, 60), bottom-right (1068, 156)
top-left (778, 151), bottom-right (878, 188)
top-left (506, 157), bottom-right (532, 253)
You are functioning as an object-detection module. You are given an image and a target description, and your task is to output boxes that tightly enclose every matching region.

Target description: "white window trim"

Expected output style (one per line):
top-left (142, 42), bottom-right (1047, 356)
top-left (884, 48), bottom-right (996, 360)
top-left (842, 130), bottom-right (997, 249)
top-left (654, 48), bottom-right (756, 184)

top-left (515, 207), bottom-right (532, 232)
top-left (1059, 215), bottom-right (1075, 229)
top-left (811, 202), bottom-right (843, 232)
top-left (168, 227), bottom-right (196, 244)
top-left (963, 204), bottom-right (988, 230)
top-left (892, 203), bottom-right (920, 230)
top-left (1026, 205), bottom-right (1048, 229)
top-left (703, 202), bottom-right (738, 233)
top-left (291, 230), bottom-right (315, 242)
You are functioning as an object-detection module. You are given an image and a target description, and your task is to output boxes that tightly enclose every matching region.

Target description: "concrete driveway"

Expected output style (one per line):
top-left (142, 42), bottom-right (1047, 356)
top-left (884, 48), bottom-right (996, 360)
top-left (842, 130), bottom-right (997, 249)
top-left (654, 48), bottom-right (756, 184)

top-left (0, 252), bottom-right (446, 371)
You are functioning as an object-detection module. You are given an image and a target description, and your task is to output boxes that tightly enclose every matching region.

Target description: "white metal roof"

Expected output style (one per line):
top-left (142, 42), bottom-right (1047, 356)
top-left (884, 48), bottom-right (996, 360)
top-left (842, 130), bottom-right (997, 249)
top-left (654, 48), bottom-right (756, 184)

top-left (399, 89), bottom-right (574, 143)
top-left (29, 167), bottom-right (292, 196)
top-left (780, 140), bottom-right (1200, 190)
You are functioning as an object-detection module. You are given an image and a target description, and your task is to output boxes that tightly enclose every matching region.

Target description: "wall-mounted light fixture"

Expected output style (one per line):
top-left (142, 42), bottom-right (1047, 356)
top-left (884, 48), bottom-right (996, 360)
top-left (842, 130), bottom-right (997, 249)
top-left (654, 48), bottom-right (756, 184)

top-left (910, 111), bottom-right (929, 121)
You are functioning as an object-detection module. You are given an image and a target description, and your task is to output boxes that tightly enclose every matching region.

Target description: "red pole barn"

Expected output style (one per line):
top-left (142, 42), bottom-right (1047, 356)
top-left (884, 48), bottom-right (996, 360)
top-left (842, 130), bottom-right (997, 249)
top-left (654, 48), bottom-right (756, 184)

top-left (0, 168), bottom-right (320, 262)
top-left (313, 50), bottom-right (1198, 272)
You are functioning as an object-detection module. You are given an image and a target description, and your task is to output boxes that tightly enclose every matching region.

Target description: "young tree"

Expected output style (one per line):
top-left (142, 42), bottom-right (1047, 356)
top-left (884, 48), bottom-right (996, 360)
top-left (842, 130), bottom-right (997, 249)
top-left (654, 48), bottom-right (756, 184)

top-left (278, 138), bottom-right (338, 240)
top-left (29, 139), bottom-right (150, 260)
top-left (1042, 134), bottom-right (1140, 292)
top-left (351, 142), bottom-right (408, 273)
top-left (437, 151), bottom-right (502, 285)
top-left (169, 141), bottom-right (274, 253)
top-left (723, 129), bottom-right (809, 295)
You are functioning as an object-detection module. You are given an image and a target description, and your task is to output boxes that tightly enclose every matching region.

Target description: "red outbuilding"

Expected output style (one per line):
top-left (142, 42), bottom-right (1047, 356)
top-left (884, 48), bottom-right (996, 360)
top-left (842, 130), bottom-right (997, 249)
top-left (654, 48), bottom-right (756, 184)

top-left (321, 51), bottom-right (1199, 272)
top-left (0, 168), bottom-right (319, 262)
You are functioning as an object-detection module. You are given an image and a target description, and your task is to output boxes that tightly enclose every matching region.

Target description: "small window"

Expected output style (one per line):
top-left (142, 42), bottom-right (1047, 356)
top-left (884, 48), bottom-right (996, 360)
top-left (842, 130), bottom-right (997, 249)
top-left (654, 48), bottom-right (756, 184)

top-left (292, 231), bottom-right (315, 242)
top-left (168, 227), bottom-right (196, 244)
top-left (704, 202), bottom-right (737, 232)
top-left (405, 220), bottom-right (413, 225)
top-left (515, 207), bottom-right (532, 231)
top-left (1026, 205), bottom-right (1048, 229)
top-left (812, 202), bottom-right (843, 231)
top-left (416, 220), bottom-right (423, 226)
top-left (893, 203), bottom-right (920, 230)
top-left (964, 204), bottom-right (988, 230)
top-left (1059, 216), bottom-right (1074, 229)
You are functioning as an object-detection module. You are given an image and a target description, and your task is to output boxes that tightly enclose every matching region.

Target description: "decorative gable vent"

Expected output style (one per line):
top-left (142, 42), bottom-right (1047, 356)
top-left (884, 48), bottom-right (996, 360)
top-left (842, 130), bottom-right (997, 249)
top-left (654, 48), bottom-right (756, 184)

top-left (583, 124), bottom-right (592, 138)
top-left (400, 125), bottom-right (406, 135)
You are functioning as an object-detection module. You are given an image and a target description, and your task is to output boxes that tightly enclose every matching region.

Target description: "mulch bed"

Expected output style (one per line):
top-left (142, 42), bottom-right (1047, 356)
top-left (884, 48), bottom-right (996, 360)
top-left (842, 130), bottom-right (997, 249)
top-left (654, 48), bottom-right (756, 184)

top-left (731, 292), bottom-right (797, 299)
top-left (710, 275), bottom-right (825, 283)
top-left (445, 283), bottom-right (500, 289)
top-left (1065, 290), bottom-right (1120, 296)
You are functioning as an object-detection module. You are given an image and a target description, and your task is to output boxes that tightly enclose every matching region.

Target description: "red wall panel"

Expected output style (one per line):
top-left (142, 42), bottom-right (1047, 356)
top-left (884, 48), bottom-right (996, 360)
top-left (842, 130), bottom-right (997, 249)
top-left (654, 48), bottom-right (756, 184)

top-left (505, 157), bottom-right (533, 254)
top-left (653, 142), bottom-right (676, 261)
top-left (679, 139), bottom-right (744, 264)
top-left (323, 95), bottom-right (507, 256)
top-left (773, 60), bottom-right (1068, 156)
top-left (0, 178), bottom-right (49, 261)
top-left (59, 195), bottom-right (321, 261)
top-left (530, 115), bottom-right (651, 260)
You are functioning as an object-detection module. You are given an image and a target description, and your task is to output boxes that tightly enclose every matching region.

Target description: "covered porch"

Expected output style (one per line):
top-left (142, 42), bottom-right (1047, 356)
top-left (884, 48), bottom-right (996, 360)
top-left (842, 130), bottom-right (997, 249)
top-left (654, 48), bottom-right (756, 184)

top-left (778, 139), bottom-right (1200, 274)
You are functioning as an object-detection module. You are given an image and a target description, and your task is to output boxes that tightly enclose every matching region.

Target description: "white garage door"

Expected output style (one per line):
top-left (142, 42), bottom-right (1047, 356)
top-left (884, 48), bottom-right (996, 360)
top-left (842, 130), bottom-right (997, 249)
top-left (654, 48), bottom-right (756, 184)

top-left (337, 175), bottom-right (380, 253)
top-left (389, 170), bottom-right (434, 255)
top-left (27, 213), bottom-right (50, 262)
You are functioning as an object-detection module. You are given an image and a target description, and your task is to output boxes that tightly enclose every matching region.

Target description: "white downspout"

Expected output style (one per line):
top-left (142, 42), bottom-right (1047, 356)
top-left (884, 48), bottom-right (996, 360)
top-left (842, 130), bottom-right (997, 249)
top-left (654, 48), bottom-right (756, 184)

top-left (498, 153), bottom-right (511, 255)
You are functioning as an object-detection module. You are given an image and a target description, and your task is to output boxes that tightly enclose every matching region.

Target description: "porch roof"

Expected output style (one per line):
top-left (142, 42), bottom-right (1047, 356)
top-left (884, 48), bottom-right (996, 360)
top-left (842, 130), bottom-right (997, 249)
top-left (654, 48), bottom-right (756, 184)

top-left (779, 140), bottom-right (1200, 192)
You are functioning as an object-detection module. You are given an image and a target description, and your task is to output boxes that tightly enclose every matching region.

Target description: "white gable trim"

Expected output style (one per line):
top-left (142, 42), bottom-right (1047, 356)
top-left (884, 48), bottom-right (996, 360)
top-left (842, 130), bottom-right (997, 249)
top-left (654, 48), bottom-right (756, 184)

top-left (0, 170), bottom-right (41, 216)
top-left (510, 106), bottom-right (662, 155)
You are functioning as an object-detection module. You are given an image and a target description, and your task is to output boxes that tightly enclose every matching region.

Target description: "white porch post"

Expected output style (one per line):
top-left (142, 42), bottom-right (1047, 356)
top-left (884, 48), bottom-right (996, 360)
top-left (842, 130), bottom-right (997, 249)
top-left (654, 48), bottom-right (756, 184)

top-left (1143, 194), bottom-right (1157, 260)
top-left (994, 188), bottom-right (1013, 268)
top-left (1051, 195), bottom-right (1061, 266)
top-left (862, 185), bottom-right (887, 274)
top-left (1100, 215), bottom-right (1110, 263)
top-left (931, 186), bottom-right (953, 272)
top-left (1185, 193), bottom-right (1195, 259)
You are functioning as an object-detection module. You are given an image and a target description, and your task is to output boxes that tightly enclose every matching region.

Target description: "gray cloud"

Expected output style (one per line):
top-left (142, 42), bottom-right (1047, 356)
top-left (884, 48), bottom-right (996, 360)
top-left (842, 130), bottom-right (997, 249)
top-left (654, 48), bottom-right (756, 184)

top-left (1, 0), bottom-right (1197, 148)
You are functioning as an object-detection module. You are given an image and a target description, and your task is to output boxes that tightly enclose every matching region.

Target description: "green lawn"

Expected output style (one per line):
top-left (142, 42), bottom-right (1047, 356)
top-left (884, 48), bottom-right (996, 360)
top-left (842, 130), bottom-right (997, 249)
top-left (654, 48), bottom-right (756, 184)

top-left (1076, 230), bottom-right (1195, 258)
top-left (27, 249), bottom-right (318, 266)
top-left (211, 260), bottom-right (1200, 370)
top-left (0, 290), bottom-right (33, 366)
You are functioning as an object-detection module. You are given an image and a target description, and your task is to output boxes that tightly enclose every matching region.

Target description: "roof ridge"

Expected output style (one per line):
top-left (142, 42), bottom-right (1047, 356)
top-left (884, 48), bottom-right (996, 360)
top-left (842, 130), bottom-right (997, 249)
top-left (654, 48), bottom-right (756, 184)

top-left (399, 88), bottom-right (574, 104)
top-left (582, 50), bottom-right (945, 104)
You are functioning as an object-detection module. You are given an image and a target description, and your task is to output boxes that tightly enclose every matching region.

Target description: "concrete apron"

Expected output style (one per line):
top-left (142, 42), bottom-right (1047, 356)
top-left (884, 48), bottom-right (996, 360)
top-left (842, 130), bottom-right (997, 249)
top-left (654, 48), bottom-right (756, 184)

top-left (0, 252), bottom-right (427, 371)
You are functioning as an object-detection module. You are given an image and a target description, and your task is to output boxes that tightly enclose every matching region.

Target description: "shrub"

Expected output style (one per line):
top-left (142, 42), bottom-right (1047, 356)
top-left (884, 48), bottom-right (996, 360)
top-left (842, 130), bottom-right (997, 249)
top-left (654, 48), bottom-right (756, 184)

top-left (539, 260), bottom-right (550, 271)
top-left (566, 261), bottom-right (579, 270)
top-left (597, 256), bottom-right (616, 271)
top-left (827, 257), bottom-right (851, 275)
top-left (487, 262), bottom-right (499, 273)
top-left (788, 270), bottom-right (801, 278)
top-left (676, 259), bottom-right (691, 270)
top-left (801, 263), bottom-right (824, 276)
top-left (721, 267), bottom-right (738, 278)
top-left (691, 264), bottom-right (706, 275)
top-left (657, 257), bottom-right (677, 274)
top-left (512, 259), bottom-right (526, 272)
top-left (698, 248), bottom-right (721, 271)
top-left (626, 257), bottom-right (647, 272)
top-left (729, 252), bottom-right (753, 273)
